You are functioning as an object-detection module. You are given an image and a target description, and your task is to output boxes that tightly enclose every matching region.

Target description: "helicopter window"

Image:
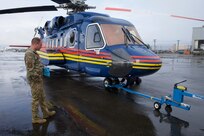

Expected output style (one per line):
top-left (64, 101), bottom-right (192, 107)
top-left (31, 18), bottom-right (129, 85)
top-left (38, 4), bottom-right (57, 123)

top-left (51, 40), bottom-right (53, 48)
top-left (49, 40), bottom-right (51, 48)
top-left (52, 40), bottom-right (54, 48)
top-left (100, 24), bottom-right (143, 46)
top-left (126, 27), bottom-right (143, 45)
top-left (53, 39), bottom-right (56, 48)
top-left (60, 37), bottom-right (63, 47)
top-left (65, 28), bottom-right (77, 48)
top-left (86, 24), bottom-right (105, 49)
top-left (69, 31), bottom-right (75, 46)
top-left (63, 36), bottom-right (66, 47)
top-left (61, 37), bottom-right (65, 47)
top-left (57, 39), bottom-right (60, 47)
top-left (50, 40), bottom-right (53, 48)
top-left (56, 39), bottom-right (58, 47)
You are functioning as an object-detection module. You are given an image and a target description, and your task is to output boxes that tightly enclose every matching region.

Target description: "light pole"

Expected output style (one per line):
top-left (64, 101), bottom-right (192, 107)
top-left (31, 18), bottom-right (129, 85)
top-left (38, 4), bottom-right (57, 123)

top-left (153, 39), bottom-right (156, 51)
top-left (177, 40), bottom-right (180, 51)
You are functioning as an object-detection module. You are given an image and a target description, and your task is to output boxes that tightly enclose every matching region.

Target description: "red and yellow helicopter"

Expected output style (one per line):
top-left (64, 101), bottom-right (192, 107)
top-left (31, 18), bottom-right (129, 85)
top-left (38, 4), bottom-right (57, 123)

top-left (0, 0), bottom-right (163, 89)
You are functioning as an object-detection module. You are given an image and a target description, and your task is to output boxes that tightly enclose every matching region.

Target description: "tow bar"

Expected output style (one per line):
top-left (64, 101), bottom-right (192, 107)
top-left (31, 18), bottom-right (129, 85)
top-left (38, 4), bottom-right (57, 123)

top-left (108, 80), bottom-right (204, 113)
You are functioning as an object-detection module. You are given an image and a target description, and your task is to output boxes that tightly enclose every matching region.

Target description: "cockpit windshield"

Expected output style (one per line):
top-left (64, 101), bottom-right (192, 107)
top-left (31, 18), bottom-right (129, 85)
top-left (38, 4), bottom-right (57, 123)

top-left (100, 24), bottom-right (143, 46)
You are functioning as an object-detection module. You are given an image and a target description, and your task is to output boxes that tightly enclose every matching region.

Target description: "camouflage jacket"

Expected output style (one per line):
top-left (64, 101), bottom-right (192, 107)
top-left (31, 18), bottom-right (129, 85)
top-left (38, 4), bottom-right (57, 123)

top-left (24, 48), bottom-right (43, 82)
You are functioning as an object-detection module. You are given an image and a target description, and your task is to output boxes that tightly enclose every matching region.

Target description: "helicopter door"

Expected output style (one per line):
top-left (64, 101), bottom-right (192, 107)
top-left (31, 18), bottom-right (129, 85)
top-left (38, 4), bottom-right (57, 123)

top-left (85, 23), bottom-right (106, 54)
top-left (82, 23), bottom-right (106, 75)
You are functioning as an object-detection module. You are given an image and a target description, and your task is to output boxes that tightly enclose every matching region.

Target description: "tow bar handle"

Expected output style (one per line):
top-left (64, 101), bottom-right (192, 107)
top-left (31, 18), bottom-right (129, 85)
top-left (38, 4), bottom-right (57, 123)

top-left (174, 80), bottom-right (187, 87)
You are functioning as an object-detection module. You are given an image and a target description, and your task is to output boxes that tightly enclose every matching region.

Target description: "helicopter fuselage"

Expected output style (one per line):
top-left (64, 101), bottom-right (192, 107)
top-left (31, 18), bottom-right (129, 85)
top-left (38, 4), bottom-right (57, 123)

top-left (37, 12), bottom-right (162, 82)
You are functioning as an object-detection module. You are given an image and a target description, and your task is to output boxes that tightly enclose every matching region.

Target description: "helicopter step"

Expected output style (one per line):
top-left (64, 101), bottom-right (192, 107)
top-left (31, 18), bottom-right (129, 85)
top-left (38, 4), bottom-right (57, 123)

top-left (107, 80), bottom-right (204, 113)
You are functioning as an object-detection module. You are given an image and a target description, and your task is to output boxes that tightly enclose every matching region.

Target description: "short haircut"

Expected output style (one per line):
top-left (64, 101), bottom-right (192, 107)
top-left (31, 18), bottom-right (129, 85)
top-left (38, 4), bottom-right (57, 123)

top-left (31, 37), bottom-right (41, 45)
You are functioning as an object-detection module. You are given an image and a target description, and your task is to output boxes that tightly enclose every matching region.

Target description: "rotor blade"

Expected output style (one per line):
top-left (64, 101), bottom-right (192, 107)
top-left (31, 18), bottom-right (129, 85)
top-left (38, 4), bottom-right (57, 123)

top-left (171, 15), bottom-right (204, 22)
top-left (9, 45), bottom-right (30, 48)
top-left (105, 7), bottom-right (132, 12)
top-left (0, 5), bottom-right (57, 14)
top-left (51, 0), bottom-right (72, 4)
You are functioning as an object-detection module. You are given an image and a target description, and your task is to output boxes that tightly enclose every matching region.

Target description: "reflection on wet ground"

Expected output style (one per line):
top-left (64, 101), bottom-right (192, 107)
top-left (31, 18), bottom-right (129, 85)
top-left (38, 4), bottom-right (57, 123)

top-left (0, 108), bottom-right (86, 136)
top-left (153, 110), bottom-right (189, 136)
top-left (0, 52), bottom-right (204, 136)
top-left (0, 52), bottom-right (88, 136)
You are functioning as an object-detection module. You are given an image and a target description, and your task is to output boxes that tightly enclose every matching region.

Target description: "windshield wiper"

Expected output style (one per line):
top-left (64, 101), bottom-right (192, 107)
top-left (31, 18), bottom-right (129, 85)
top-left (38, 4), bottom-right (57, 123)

top-left (122, 27), bottom-right (149, 48)
top-left (121, 27), bottom-right (132, 46)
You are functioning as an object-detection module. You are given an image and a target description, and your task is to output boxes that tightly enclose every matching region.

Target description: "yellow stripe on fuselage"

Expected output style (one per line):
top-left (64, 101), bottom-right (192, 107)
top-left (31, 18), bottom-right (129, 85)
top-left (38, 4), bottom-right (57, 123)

top-left (133, 66), bottom-right (161, 70)
top-left (37, 51), bottom-right (63, 57)
top-left (65, 57), bottom-right (111, 66)
top-left (133, 63), bottom-right (162, 67)
top-left (37, 51), bottom-right (161, 70)
top-left (64, 54), bottom-right (112, 63)
top-left (39, 55), bottom-right (65, 60)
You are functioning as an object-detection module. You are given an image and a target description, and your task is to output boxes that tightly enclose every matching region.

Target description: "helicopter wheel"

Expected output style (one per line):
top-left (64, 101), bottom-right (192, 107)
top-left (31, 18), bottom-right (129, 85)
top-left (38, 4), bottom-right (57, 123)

top-left (165, 105), bottom-right (172, 114)
top-left (103, 78), bottom-right (119, 93)
top-left (113, 78), bottom-right (120, 85)
top-left (135, 77), bottom-right (142, 85)
top-left (103, 77), bottom-right (112, 90)
top-left (121, 78), bottom-right (134, 88)
top-left (112, 78), bottom-right (120, 93)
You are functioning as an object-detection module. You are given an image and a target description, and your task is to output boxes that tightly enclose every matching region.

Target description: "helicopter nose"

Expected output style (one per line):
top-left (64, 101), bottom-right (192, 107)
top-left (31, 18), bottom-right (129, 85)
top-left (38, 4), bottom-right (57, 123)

top-left (108, 48), bottom-right (133, 77)
top-left (108, 47), bottom-right (162, 77)
top-left (109, 61), bottom-right (132, 77)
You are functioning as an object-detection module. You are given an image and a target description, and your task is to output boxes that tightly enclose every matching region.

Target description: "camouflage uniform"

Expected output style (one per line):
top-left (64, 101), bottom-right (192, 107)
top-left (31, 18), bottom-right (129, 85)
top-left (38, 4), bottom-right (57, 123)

top-left (24, 48), bottom-right (49, 120)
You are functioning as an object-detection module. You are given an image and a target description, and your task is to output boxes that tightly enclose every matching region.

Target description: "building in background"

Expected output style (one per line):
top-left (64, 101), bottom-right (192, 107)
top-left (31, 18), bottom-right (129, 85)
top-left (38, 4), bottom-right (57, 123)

top-left (192, 26), bottom-right (204, 51)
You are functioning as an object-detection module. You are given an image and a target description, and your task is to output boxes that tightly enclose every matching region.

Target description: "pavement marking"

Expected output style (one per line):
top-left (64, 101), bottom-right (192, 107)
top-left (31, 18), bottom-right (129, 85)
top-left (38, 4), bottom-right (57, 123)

top-left (58, 98), bottom-right (108, 136)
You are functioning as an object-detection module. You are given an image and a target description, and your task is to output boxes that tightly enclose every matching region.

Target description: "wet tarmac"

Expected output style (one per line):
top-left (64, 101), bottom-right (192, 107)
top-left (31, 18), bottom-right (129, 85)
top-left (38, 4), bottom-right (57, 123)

top-left (0, 52), bottom-right (204, 136)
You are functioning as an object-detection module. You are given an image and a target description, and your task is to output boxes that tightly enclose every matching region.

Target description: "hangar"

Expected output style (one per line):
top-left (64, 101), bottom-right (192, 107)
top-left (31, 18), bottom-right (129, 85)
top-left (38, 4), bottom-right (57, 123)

top-left (192, 26), bottom-right (204, 50)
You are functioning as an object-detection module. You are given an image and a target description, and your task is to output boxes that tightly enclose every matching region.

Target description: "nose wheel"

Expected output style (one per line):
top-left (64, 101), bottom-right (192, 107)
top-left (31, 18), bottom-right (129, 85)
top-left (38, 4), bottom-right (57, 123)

top-left (103, 77), bottom-right (142, 92)
top-left (103, 77), bottom-right (119, 93)
top-left (121, 77), bottom-right (142, 87)
top-left (135, 77), bottom-right (142, 85)
top-left (103, 78), bottom-right (112, 89)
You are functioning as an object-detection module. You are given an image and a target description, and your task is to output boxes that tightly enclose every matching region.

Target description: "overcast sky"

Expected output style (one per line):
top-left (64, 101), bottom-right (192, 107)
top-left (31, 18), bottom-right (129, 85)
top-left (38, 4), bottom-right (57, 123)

top-left (0, 0), bottom-right (203, 47)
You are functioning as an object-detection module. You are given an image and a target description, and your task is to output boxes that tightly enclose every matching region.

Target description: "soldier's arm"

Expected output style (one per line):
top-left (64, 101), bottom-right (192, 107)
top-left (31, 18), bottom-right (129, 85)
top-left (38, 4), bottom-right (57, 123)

top-left (25, 52), bottom-right (35, 73)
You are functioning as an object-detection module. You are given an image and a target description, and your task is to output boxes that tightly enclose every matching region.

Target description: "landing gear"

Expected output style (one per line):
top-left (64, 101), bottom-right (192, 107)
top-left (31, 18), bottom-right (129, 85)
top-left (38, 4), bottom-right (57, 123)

top-left (103, 77), bottom-right (112, 90)
top-left (121, 77), bottom-right (142, 87)
top-left (103, 77), bottom-right (142, 92)
top-left (103, 77), bottom-right (119, 93)
top-left (135, 77), bottom-right (142, 85)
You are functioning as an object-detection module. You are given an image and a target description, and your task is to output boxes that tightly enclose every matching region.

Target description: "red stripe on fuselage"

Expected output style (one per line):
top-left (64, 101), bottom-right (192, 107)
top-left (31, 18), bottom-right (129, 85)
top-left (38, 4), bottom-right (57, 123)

top-left (42, 48), bottom-right (112, 59)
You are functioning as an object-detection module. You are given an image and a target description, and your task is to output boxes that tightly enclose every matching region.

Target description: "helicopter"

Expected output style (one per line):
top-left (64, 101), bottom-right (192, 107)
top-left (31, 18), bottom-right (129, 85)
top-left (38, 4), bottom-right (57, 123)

top-left (0, 0), bottom-right (163, 89)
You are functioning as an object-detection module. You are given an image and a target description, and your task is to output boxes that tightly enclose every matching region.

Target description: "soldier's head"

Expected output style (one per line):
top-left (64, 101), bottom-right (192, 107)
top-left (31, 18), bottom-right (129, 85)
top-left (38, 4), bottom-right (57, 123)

top-left (31, 37), bottom-right (42, 51)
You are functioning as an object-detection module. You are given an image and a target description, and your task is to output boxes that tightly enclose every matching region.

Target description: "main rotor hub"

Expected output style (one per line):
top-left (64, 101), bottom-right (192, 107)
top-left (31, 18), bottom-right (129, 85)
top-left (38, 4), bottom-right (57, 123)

top-left (56, 0), bottom-right (95, 14)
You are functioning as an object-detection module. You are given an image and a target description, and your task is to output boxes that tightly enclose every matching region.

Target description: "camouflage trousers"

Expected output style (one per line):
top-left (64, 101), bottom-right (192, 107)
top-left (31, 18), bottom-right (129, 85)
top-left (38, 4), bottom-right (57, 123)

top-left (29, 79), bottom-right (49, 120)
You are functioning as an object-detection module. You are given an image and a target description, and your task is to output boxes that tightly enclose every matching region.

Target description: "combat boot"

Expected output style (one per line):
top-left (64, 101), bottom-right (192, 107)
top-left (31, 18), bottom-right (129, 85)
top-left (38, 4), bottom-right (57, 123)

top-left (43, 110), bottom-right (56, 119)
top-left (32, 118), bottom-right (47, 124)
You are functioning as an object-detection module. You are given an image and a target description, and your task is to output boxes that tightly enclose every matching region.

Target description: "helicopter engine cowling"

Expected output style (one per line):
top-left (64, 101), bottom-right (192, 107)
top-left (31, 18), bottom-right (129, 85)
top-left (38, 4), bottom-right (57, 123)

top-left (44, 21), bottom-right (51, 35)
top-left (50, 16), bottom-right (66, 29)
top-left (44, 16), bottom-right (66, 35)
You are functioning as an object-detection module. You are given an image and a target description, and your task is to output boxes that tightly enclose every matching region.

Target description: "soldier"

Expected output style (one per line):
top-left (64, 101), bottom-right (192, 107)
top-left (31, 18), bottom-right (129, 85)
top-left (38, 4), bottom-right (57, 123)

top-left (25, 37), bottom-right (56, 124)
